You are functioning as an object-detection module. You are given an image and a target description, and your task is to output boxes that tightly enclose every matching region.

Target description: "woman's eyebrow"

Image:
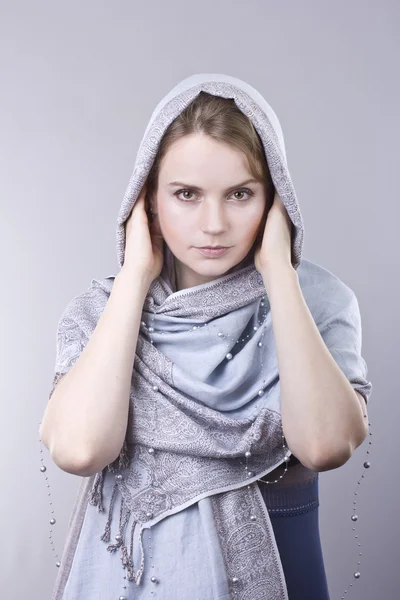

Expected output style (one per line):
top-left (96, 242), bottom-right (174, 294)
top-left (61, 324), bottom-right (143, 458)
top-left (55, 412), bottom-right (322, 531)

top-left (167, 179), bottom-right (260, 191)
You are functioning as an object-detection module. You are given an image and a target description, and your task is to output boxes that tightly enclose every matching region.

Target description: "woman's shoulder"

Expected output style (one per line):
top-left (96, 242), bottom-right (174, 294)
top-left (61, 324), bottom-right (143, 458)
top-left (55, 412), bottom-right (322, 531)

top-left (296, 257), bottom-right (359, 319)
top-left (297, 257), bottom-right (352, 292)
top-left (55, 275), bottom-right (115, 343)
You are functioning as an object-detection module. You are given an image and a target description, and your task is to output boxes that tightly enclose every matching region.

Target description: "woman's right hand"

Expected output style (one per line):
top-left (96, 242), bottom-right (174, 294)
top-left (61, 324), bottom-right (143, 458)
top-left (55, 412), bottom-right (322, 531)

top-left (122, 182), bottom-right (164, 283)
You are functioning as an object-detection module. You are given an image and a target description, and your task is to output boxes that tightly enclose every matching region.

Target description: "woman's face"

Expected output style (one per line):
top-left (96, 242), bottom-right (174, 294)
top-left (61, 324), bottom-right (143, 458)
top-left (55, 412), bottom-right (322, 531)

top-left (150, 132), bottom-right (269, 291)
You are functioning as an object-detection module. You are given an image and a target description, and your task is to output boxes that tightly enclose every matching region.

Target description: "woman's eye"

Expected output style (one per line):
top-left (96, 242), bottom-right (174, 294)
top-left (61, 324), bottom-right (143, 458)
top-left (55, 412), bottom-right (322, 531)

top-left (232, 189), bottom-right (253, 201)
top-left (175, 189), bottom-right (195, 201)
top-left (174, 188), bottom-right (254, 202)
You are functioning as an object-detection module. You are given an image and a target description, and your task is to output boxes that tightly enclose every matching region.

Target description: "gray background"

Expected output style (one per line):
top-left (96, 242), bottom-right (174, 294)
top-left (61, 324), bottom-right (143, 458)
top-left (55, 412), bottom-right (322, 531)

top-left (1, 1), bottom-right (398, 598)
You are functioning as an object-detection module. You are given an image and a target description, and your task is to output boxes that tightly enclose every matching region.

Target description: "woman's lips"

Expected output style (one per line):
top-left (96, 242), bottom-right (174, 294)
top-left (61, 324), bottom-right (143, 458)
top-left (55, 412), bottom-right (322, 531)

top-left (196, 247), bottom-right (230, 258)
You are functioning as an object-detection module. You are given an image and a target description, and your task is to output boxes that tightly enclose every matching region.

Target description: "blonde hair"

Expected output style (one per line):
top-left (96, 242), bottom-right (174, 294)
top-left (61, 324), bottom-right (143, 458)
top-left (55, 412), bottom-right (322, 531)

top-left (146, 92), bottom-right (275, 211)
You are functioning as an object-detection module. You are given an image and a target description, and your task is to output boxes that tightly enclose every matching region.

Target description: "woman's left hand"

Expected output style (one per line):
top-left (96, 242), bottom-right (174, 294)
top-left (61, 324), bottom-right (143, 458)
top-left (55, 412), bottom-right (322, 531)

top-left (254, 190), bottom-right (293, 276)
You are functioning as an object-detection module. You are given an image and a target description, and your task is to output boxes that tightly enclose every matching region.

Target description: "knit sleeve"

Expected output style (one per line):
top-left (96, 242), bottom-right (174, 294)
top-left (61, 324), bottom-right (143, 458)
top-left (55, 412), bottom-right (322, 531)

top-left (313, 282), bottom-right (373, 406)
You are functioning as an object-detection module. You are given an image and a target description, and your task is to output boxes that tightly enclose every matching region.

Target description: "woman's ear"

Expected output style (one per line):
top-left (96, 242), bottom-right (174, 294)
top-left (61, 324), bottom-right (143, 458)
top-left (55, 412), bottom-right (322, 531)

top-left (146, 191), bottom-right (157, 217)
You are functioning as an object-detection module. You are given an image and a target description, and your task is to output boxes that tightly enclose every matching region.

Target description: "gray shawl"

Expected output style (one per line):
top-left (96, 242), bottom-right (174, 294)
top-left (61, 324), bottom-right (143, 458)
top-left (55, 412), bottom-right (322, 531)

top-left (49, 74), bottom-right (372, 600)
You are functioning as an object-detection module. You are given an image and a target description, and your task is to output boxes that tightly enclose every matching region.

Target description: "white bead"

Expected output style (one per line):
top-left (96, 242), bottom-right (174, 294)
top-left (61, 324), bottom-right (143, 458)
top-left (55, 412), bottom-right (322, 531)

top-left (50, 518), bottom-right (56, 525)
top-left (245, 450), bottom-right (252, 458)
top-left (232, 576), bottom-right (239, 583)
top-left (226, 353), bottom-right (232, 360)
top-left (148, 447), bottom-right (155, 454)
top-left (152, 385), bottom-right (159, 392)
top-left (258, 341), bottom-right (263, 347)
top-left (250, 515), bottom-right (256, 521)
top-left (148, 327), bottom-right (154, 333)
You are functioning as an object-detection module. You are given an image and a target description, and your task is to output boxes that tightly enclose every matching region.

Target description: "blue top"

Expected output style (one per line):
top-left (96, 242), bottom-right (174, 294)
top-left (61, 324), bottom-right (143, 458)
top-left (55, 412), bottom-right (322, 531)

top-left (260, 456), bottom-right (330, 599)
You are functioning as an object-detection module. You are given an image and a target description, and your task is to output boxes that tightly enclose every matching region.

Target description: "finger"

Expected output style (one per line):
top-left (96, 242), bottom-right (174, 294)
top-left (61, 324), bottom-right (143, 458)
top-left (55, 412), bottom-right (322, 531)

top-left (135, 183), bottom-right (147, 205)
top-left (139, 182), bottom-right (147, 198)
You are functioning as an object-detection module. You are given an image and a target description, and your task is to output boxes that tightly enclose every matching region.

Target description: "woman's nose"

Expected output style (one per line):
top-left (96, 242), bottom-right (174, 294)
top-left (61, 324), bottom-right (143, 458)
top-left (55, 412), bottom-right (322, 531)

top-left (199, 202), bottom-right (228, 233)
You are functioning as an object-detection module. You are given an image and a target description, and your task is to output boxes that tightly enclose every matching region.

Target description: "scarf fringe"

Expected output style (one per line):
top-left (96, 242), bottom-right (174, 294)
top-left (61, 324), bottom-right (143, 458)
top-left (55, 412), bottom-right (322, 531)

top-left (88, 468), bottom-right (106, 512)
top-left (88, 439), bottom-right (130, 512)
top-left (87, 443), bottom-right (145, 586)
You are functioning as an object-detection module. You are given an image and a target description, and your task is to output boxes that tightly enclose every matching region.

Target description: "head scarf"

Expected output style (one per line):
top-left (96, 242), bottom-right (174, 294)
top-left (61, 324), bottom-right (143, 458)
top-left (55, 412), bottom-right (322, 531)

top-left (48, 74), bottom-right (372, 600)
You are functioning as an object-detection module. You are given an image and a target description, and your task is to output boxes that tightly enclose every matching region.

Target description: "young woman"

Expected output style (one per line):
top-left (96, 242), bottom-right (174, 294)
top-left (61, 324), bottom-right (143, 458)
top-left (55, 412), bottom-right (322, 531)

top-left (40, 73), bottom-right (372, 600)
